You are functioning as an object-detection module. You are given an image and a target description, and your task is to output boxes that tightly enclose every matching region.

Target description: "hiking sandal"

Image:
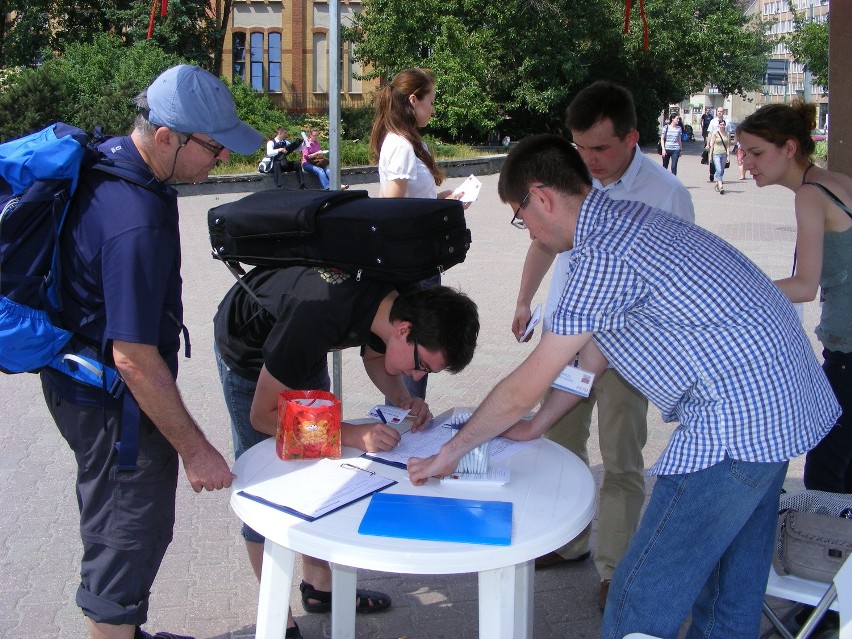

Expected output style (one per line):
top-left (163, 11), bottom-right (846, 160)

top-left (299, 580), bottom-right (391, 614)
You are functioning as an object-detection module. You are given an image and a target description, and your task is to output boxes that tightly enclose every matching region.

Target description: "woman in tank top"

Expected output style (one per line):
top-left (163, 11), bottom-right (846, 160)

top-left (739, 101), bottom-right (852, 493)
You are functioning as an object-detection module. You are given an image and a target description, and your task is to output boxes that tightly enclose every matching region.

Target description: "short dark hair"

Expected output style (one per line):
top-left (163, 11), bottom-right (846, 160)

top-left (389, 286), bottom-right (479, 373)
top-left (497, 133), bottom-right (592, 206)
top-left (564, 80), bottom-right (637, 139)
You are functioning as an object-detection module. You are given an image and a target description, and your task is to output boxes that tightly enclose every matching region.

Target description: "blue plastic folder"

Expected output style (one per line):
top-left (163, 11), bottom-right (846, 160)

top-left (358, 493), bottom-right (512, 546)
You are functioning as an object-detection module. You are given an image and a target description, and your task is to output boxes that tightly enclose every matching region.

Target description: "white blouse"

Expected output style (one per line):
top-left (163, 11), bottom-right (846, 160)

top-left (378, 132), bottom-right (437, 199)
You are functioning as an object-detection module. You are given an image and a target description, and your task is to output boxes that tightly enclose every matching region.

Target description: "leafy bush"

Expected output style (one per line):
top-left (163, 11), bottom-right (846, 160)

top-left (341, 105), bottom-right (376, 142)
top-left (0, 66), bottom-right (69, 142)
top-left (0, 34), bottom-right (184, 140)
top-left (42, 34), bottom-right (185, 136)
top-left (338, 139), bottom-right (372, 166)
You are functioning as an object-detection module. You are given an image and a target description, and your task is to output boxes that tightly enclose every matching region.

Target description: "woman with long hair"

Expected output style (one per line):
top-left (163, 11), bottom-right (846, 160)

top-left (369, 67), bottom-right (462, 400)
top-left (738, 101), bottom-right (852, 492)
top-left (369, 67), bottom-right (454, 200)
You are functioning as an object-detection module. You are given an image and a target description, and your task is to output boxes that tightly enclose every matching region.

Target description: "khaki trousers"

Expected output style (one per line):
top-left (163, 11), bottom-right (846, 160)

top-left (545, 368), bottom-right (648, 580)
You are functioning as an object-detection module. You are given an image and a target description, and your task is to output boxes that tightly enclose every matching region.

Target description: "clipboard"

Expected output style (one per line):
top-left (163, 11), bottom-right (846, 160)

top-left (237, 459), bottom-right (396, 522)
top-left (358, 493), bottom-right (513, 545)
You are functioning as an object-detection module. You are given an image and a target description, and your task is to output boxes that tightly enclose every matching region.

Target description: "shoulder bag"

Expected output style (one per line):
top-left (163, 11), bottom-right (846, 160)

top-left (773, 490), bottom-right (852, 583)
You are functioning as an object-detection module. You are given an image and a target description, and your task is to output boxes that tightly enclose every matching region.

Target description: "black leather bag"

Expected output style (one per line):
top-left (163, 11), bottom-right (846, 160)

top-left (700, 149), bottom-right (709, 165)
top-left (208, 189), bottom-right (471, 283)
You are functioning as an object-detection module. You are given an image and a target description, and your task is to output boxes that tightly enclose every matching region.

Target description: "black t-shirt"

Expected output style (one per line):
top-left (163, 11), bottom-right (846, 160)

top-left (213, 266), bottom-right (396, 386)
top-left (700, 113), bottom-right (714, 135)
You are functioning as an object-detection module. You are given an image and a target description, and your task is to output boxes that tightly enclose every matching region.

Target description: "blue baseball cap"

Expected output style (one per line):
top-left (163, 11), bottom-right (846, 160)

top-left (147, 65), bottom-right (263, 155)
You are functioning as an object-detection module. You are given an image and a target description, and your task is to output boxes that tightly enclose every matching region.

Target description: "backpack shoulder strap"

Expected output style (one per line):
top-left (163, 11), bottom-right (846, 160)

top-left (89, 156), bottom-right (166, 194)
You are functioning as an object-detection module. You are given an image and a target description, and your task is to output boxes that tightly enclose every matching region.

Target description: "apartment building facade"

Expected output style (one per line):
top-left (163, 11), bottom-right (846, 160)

top-left (673, 0), bottom-right (829, 132)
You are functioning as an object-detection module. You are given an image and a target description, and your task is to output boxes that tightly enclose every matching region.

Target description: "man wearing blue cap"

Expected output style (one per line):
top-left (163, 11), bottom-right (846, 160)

top-left (39, 65), bottom-right (263, 639)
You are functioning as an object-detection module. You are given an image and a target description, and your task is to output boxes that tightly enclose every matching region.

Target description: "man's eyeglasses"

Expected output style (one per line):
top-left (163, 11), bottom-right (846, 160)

top-left (511, 184), bottom-right (546, 229)
top-left (180, 133), bottom-right (226, 158)
top-left (412, 338), bottom-right (433, 374)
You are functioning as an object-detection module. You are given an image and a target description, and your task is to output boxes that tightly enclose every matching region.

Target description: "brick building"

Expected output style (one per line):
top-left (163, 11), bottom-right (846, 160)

top-left (218, 0), bottom-right (380, 114)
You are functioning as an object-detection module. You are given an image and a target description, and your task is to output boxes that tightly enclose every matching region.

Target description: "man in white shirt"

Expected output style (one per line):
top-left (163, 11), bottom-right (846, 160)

top-left (511, 80), bottom-right (694, 612)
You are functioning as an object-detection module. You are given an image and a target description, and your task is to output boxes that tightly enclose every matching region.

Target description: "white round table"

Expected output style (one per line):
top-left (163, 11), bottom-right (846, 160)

top-left (230, 435), bottom-right (595, 639)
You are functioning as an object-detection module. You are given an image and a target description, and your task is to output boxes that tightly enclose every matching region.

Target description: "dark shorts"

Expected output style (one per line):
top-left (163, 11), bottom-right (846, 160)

top-left (41, 375), bottom-right (179, 626)
top-left (215, 345), bottom-right (329, 544)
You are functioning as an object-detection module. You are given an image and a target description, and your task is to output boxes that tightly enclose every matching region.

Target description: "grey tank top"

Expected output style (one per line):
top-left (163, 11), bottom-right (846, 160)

top-left (805, 181), bottom-right (852, 353)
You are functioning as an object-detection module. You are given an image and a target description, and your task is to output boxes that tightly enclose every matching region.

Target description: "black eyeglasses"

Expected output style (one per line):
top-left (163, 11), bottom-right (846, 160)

top-left (511, 184), bottom-right (546, 229)
top-left (412, 338), bottom-right (433, 374)
top-left (180, 133), bottom-right (226, 158)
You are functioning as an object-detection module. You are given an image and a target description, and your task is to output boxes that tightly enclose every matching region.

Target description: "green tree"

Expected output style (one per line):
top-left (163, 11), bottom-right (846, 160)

top-left (0, 66), bottom-right (69, 141)
top-left (108, 0), bottom-right (221, 70)
top-left (1, 1), bottom-right (135, 67)
top-left (785, 5), bottom-right (829, 88)
top-left (347, 0), bottom-right (770, 143)
top-left (347, 0), bottom-right (503, 140)
top-left (42, 33), bottom-right (184, 134)
top-left (0, 34), bottom-right (183, 139)
top-left (1, 0), bottom-right (218, 69)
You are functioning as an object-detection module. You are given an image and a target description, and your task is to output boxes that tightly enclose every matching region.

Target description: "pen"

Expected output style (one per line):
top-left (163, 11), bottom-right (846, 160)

top-left (376, 409), bottom-right (388, 424)
top-left (341, 463), bottom-right (375, 476)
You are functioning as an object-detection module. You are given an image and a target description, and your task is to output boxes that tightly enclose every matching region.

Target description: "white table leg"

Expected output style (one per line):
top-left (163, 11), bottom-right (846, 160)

top-left (255, 540), bottom-right (297, 639)
top-left (478, 561), bottom-right (534, 639)
top-left (330, 563), bottom-right (358, 639)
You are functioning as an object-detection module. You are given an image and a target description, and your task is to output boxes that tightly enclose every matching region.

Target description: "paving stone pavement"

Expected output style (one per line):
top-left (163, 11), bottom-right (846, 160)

top-left (0, 142), bottom-right (816, 639)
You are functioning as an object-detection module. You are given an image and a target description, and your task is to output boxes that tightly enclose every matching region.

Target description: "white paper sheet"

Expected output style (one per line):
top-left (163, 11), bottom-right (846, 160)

top-left (238, 458), bottom-right (395, 520)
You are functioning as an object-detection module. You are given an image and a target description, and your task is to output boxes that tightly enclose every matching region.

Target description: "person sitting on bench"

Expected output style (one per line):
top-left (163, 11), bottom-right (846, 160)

top-left (267, 126), bottom-right (304, 188)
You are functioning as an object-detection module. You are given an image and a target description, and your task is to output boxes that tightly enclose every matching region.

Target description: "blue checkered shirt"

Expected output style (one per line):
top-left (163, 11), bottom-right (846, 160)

top-left (552, 189), bottom-right (840, 475)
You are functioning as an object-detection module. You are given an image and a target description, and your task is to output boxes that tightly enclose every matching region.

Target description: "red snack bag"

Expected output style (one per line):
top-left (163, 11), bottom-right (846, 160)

top-left (276, 390), bottom-right (342, 460)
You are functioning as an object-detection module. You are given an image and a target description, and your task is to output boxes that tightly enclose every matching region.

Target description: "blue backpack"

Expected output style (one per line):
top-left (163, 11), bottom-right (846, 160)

top-left (0, 123), bottom-right (162, 469)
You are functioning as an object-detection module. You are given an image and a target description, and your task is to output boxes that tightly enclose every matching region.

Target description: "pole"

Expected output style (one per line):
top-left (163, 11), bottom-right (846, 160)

top-left (328, 0), bottom-right (344, 398)
top-left (803, 2), bottom-right (813, 103)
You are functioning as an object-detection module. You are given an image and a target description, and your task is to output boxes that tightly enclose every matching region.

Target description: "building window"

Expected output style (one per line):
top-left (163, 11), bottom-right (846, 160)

top-left (250, 32), bottom-right (264, 91)
top-left (233, 33), bottom-right (246, 82)
top-left (269, 32), bottom-right (282, 92)
top-left (313, 32), bottom-right (328, 92)
top-left (346, 42), bottom-right (362, 94)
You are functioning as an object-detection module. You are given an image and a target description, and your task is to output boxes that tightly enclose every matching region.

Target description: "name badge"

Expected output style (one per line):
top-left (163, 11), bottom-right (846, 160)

top-left (551, 364), bottom-right (595, 397)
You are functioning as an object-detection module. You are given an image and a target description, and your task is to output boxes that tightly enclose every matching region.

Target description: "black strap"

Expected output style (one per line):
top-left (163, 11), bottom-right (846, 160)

top-left (225, 261), bottom-right (273, 317)
top-left (284, 138), bottom-right (303, 154)
top-left (717, 131), bottom-right (728, 154)
top-left (802, 181), bottom-right (852, 218)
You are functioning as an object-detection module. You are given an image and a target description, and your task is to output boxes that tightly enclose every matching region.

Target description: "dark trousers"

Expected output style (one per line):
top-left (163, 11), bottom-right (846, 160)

top-left (804, 349), bottom-right (852, 492)
top-left (273, 156), bottom-right (305, 188)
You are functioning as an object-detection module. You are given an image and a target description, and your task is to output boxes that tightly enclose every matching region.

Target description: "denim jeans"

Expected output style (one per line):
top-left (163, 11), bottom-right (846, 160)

top-left (602, 456), bottom-right (788, 639)
top-left (302, 161), bottom-right (330, 189)
top-left (804, 348), bottom-right (852, 491)
top-left (662, 149), bottom-right (681, 175)
top-left (713, 153), bottom-right (728, 182)
top-left (214, 346), bottom-right (329, 542)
